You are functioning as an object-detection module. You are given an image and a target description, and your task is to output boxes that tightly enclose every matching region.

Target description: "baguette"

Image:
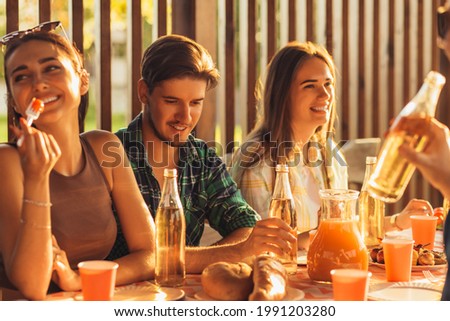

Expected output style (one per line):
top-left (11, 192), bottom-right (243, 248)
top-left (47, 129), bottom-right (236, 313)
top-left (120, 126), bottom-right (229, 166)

top-left (249, 255), bottom-right (287, 301)
top-left (201, 262), bottom-right (253, 300)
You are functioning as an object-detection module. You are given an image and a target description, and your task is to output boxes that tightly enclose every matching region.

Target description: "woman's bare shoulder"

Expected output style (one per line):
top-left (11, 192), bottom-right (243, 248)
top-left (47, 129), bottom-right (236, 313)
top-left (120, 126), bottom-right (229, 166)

top-left (0, 144), bottom-right (22, 175)
top-left (81, 130), bottom-right (123, 157)
top-left (0, 143), bottom-right (20, 161)
top-left (81, 129), bottom-right (121, 145)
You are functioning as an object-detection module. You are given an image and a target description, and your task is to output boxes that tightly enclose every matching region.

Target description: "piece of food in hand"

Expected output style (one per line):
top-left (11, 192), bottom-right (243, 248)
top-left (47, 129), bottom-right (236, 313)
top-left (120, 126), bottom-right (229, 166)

top-left (249, 255), bottom-right (287, 301)
top-left (411, 249), bottom-right (419, 266)
top-left (376, 249), bottom-right (384, 264)
top-left (25, 97), bottom-right (45, 126)
top-left (201, 262), bottom-right (253, 300)
top-left (370, 247), bottom-right (381, 262)
top-left (418, 249), bottom-right (435, 266)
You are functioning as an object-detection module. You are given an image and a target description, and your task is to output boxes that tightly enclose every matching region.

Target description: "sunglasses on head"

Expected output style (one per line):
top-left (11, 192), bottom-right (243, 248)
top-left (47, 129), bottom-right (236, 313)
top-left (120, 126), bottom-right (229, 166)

top-left (0, 21), bottom-right (66, 46)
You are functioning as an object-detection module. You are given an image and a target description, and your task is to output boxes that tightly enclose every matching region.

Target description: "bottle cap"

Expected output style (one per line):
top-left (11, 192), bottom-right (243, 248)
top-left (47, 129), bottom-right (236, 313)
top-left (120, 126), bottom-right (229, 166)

top-left (275, 164), bottom-right (289, 172)
top-left (366, 156), bottom-right (377, 164)
top-left (164, 168), bottom-right (177, 177)
top-left (425, 71), bottom-right (446, 87)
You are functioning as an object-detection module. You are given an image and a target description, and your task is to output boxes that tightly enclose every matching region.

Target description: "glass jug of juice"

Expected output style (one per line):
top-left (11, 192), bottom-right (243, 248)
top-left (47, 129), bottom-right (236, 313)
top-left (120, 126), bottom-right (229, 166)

top-left (307, 189), bottom-right (369, 283)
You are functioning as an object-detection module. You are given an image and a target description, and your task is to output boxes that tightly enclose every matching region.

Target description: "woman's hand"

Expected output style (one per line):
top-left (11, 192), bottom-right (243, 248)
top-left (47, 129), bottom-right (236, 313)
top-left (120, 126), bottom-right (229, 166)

top-left (51, 235), bottom-right (82, 292)
top-left (396, 198), bottom-right (433, 230)
top-left (399, 118), bottom-right (450, 199)
top-left (10, 118), bottom-right (61, 180)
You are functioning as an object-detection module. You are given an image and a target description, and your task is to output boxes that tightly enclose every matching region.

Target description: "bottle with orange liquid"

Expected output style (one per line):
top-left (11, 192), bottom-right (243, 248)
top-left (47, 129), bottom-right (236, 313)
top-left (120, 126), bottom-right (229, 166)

top-left (307, 189), bottom-right (368, 283)
top-left (368, 71), bottom-right (446, 203)
top-left (155, 169), bottom-right (186, 287)
top-left (268, 163), bottom-right (298, 274)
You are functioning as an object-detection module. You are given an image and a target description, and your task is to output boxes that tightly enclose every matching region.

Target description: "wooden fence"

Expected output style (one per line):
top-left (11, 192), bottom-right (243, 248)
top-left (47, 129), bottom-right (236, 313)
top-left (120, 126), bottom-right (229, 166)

top-left (3, 0), bottom-right (450, 211)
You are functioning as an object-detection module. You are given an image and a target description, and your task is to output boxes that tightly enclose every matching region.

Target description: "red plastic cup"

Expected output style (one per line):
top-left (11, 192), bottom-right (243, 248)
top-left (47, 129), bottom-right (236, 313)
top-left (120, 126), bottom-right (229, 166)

top-left (78, 260), bottom-right (118, 301)
top-left (330, 269), bottom-right (372, 301)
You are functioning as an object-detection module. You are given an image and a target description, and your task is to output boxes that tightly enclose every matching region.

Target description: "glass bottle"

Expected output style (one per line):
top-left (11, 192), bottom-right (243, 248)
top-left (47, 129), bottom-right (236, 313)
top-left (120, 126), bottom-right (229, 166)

top-left (268, 164), bottom-right (298, 274)
top-left (307, 189), bottom-right (368, 283)
top-left (155, 168), bottom-right (186, 287)
top-left (359, 156), bottom-right (385, 248)
top-left (368, 71), bottom-right (446, 203)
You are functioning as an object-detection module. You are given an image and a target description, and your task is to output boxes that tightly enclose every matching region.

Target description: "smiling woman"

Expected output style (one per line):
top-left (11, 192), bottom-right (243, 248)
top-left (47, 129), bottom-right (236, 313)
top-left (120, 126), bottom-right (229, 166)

top-left (230, 41), bottom-right (348, 250)
top-left (0, 24), bottom-right (155, 300)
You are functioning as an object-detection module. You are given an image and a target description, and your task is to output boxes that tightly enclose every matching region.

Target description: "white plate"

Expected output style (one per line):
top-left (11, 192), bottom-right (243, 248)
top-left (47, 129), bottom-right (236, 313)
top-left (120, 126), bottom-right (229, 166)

top-left (113, 284), bottom-right (185, 301)
top-left (368, 282), bottom-right (442, 301)
top-left (72, 284), bottom-right (185, 301)
top-left (370, 261), bottom-right (447, 271)
top-left (194, 287), bottom-right (305, 301)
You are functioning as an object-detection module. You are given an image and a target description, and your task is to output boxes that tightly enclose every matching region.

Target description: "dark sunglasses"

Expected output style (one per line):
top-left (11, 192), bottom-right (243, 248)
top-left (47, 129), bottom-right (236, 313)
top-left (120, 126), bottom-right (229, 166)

top-left (0, 21), bottom-right (65, 46)
top-left (437, 6), bottom-right (450, 38)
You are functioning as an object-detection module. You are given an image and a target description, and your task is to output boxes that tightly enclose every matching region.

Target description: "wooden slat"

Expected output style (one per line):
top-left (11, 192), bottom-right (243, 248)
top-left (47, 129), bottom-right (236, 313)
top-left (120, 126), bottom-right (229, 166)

top-left (288, 0), bottom-right (296, 41)
top-left (418, 0), bottom-right (424, 84)
top-left (432, 0), bottom-right (440, 71)
top-left (388, 0), bottom-right (395, 122)
top-left (127, 0), bottom-right (142, 120)
top-left (247, 0), bottom-right (257, 132)
top-left (416, 0), bottom-right (425, 200)
top-left (6, 0), bottom-right (19, 142)
top-left (225, 0), bottom-right (235, 153)
top-left (195, 0), bottom-right (218, 143)
top-left (306, 0), bottom-right (314, 41)
top-left (403, 0), bottom-right (410, 107)
top-left (38, 0), bottom-right (51, 22)
top-left (96, 0), bottom-right (112, 131)
top-left (373, 0), bottom-right (380, 138)
top-left (341, 0), bottom-right (349, 139)
top-left (326, 0), bottom-right (333, 55)
top-left (172, 0), bottom-right (196, 39)
top-left (158, 0), bottom-right (167, 36)
top-left (267, 0), bottom-right (275, 60)
top-left (357, 0), bottom-right (365, 138)
top-left (71, 0), bottom-right (84, 54)
top-left (402, 0), bottom-right (411, 212)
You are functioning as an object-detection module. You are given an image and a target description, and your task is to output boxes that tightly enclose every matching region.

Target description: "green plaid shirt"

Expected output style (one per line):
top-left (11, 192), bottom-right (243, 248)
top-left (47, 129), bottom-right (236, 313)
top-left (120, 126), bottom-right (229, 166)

top-left (115, 113), bottom-right (259, 246)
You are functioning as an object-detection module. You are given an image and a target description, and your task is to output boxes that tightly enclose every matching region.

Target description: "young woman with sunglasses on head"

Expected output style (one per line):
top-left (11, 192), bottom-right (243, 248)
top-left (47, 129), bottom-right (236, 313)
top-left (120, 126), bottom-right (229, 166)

top-left (0, 23), bottom-right (155, 300)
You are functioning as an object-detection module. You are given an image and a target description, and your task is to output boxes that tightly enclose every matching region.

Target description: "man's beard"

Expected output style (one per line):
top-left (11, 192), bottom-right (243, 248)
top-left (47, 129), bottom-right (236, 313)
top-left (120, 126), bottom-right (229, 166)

top-left (147, 111), bottom-right (188, 147)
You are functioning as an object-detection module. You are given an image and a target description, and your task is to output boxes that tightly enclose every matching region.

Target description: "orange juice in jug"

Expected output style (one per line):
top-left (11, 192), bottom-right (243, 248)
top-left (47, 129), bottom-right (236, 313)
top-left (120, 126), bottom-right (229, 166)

top-left (307, 189), bottom-right (369, 283)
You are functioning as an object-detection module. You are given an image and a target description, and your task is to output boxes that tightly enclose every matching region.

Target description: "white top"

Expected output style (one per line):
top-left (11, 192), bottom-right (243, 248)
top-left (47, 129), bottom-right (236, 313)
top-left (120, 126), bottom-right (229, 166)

top-left (236, 151), bottom-right (348, 232)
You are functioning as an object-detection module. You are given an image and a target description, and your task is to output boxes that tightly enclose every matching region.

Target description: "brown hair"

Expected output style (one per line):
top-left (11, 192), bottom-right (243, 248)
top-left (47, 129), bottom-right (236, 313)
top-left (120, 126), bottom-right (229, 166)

top-left (140, 34), bottom-right (219, 94)
top-left (438, 3), bottom-right (450, 38)
top-left (231, 41), bottom-right (338, 186)
top-left (3, 31), bottom-right (88, 133)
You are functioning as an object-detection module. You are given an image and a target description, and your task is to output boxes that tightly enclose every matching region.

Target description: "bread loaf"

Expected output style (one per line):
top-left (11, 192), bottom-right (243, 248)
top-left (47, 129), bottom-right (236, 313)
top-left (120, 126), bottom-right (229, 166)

top-left (249, 255), bottom-right (287, 301)
top-left (201, 262), bottom-right (253, 300)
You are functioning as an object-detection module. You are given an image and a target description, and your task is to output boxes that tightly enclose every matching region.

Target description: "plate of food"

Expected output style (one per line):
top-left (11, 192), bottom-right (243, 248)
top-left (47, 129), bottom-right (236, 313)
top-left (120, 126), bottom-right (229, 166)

top-left (369, 244), bottom-right (447, 271)
top-left (370, 261), bottom-right (447, 271)
top-left (194, 286), bottom-right (304, 301)
top-left (368, 282), bottom-right (442, 301)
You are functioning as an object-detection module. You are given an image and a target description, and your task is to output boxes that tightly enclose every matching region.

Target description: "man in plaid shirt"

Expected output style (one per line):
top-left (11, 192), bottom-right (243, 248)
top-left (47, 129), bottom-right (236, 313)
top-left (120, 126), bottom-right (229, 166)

top-left (114, 35), bottom-right (295, 273)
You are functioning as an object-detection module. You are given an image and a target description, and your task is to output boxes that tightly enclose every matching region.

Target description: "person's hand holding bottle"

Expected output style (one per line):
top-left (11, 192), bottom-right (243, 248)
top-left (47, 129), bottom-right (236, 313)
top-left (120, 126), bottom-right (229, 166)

top-left (399, 118), bottom-right (450, 199)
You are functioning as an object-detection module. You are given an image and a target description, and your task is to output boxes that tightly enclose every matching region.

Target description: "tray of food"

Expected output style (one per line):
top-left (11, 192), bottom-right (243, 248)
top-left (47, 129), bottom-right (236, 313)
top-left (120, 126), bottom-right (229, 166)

top-left (369, 244), bottom-right (447, 271)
